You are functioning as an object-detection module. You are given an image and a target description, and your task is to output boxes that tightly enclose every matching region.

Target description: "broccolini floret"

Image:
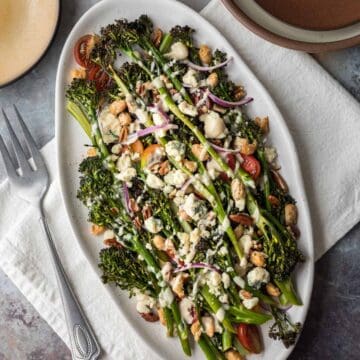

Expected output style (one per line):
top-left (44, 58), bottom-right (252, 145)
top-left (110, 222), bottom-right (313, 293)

top-left (99, 246), bottom-right (157, 297)
top-left (211, 50), bottom-right (237, 101)
top-left (169, 25), bottom-right (195, 47)
top-left (269, 307), bottom-right (302, 348)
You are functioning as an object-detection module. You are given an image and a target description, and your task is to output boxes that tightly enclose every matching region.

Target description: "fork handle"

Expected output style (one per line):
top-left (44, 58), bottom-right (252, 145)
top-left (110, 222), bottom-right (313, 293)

top-left (38, 208), bottom-right (101, 360)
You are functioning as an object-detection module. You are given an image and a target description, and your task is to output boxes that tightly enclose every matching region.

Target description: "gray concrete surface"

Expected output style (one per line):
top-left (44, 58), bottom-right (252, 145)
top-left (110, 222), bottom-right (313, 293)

top-left (0, 0), bottom-right (359, 359)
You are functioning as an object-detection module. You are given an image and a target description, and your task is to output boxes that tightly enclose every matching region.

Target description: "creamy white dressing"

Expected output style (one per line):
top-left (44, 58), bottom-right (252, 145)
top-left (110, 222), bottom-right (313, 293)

top-left (221, 217), bottom-right (230, 232)
top-left (179, 298), bottom-right (195, 324)
top-left (215, 307), bottom-right (225, 322)
top-left (152, 77), bottom-right (163, 89)
top-left (233, 276), bottom-right (245, 288)
top-left (159, 287), bottom-right (174, 307)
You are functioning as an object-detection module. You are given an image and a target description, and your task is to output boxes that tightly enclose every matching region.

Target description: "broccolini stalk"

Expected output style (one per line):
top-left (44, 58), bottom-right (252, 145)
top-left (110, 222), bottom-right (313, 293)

top-left (73, 130), bottom-right (192, 356)
top-left (153, 78), bottom-right (255, 189)
top-left (108, 64), bottom-right (245, 260)
top-left (222, 330), bottom-right (233, 352)
top-left (197, 336), bottom-right (218, 360)
top-left (93, 16), bottom-right (192, 103)
top-left (157, 137), bottom-right (244, 260)
top-left (131, 15), bottom-right (193, 103)
top-left (132, 230), bottom-right (192, 352)
top-left (246, 192), bottom-right (302, 306)
top-left (228, 305), bottom-right (272, 325)
top-left (159, 33), bottom-right (173, 53)
top-left (66, 101), bottom-right (93, 140)
top-left (199, 334), bottom-right (226, 360)
top-left (169, 301), bottom-right (192, 356)
top-left (157, 134), bottom-right (245, 262)
top-left (108, 65), bottom-right (131, 96)
top-left (200, 285), bottom-right (235, 334)
top-left (242, 117), bottom-right (303, 299)
top-left (275, 278), bottom-right (302, 306)
top-left (244, 285), bottom-right (277, 306)
top-left (163, 307), bottom-right (174, 337)
top-left (66, 79), bottom-right (110, 160)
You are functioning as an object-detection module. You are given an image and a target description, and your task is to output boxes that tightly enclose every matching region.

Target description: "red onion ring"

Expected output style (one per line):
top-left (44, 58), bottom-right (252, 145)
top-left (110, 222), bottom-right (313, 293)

top-left (148, 104), bottom-right (171, 124)
top-left (123, 183), bottom-right (132, 215)
top-left (180, 177), bottom-right (194, 192)
top-left (208, 91), bottom-right (253, 108)
top-left (210, 142), bottom-right (240, 154)
top-left (122, 124), bottom-right (178, 145)
top-left (184, 57), bottom-right (233, 72)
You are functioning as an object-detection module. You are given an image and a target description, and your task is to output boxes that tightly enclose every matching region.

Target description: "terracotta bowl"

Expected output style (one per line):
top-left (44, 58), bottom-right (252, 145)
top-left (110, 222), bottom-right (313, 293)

top-left (221, 0), bottom-right (360, 52)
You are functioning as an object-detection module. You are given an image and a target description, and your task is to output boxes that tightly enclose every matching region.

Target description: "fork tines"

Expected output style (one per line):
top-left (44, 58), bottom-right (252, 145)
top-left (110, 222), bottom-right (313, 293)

top-left (0, 106), bottom-right (45, 178)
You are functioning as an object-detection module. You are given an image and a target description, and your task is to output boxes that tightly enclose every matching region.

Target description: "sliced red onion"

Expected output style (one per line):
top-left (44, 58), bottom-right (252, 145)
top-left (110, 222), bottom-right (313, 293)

top-left (137, 123), bottom-right (177, 137)
top-left (184, 57), bottom-right (233, 72)
top-left (208, 91), bottom-right (253, 108)
top-left (123, 183), bottom-right (132, 214)
top-left (210, 142), bottom-right (240, 153)
top-left (195, 89), bottom-right (210, 109)
top-left (173, 262), bottom-right (221, 273)
top-left (148, 104), bottom-right (171, 124)
top-left (180, 177), bottom-right (194, 192)
top-left (122, 123), bottom-right (178, 145)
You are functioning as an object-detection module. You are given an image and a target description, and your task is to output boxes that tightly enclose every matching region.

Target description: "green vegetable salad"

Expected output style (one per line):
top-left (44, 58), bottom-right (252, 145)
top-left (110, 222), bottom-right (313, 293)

top-left (66, 15), bottom-right (305, 359)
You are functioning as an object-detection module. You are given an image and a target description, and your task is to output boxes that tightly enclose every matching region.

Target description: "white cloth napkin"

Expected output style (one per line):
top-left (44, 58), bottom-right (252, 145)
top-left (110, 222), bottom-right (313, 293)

top-left (1, 0), bottom-right (360, 358)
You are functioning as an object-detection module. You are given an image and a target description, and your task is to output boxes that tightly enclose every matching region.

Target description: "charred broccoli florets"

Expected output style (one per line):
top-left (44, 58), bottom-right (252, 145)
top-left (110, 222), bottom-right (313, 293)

top-left (99, 246), bottom-right (157, 297)
top-left (170, 25), bottom-right (195, 48)
top-left (269, 307), bottom-right (302, 348)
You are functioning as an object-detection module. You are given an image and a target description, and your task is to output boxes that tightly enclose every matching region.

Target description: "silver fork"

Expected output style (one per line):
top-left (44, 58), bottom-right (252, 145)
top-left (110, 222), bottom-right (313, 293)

top-left (0, 106), bottom-right (101, 360)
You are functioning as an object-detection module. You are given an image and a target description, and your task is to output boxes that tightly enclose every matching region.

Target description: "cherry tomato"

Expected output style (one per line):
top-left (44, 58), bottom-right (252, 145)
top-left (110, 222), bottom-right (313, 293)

top-left (87, 64), bottom-right (101, 80)
top-left (140, 312), bottom-right (159, 322)
top-left (219, 154), bottom-right (236, 181)
top-left (140, 144), bottom-right (163, 168)
top-left (237, 324), bottom-right (263, 354)
top-left (226, 154), bottom-right (236, 171)
top-left (241, 155), bottom-right (261, 180)
top-left (87, 64), bottom-right (110, 91)
top-left (73, 35), bottom-right (95, 67)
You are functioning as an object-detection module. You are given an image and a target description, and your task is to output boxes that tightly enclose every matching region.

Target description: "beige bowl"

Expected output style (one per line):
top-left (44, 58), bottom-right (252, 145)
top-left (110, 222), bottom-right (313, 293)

top-left (0, 0), bottom-right (60, 87)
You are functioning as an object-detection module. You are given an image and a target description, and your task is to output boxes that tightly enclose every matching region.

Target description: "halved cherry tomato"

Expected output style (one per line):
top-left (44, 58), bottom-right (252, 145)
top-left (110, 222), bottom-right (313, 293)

top-left (241, 155), bottom-right (261, 180)
top-left (237, 324), bottom-right (263, 354)
top-left (87, 64), bottom-right (110, 91)
top-left (140, 311), bottom-right (159, 322)
top-left (140, 144), bottom-right (163, 168)
top-left (226, 154), bottom-right (236, 171)
top-left (219, 154), bottom-right (236, 181)
top-left (87, 64), bottom-right (101, 80)
top-left (74, 35), bottom-right (95, 67)
top-left (130, 139), bottom-right (144, 155)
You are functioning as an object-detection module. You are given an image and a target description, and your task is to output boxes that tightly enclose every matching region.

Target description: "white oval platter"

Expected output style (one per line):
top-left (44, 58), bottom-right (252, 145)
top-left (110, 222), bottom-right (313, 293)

top-left (55, 0), bottom-right (314, 359)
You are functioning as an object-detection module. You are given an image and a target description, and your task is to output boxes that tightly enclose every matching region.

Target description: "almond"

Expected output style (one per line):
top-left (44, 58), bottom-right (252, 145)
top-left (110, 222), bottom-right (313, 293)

top-left (229, 213), bottom-right (253, 226)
